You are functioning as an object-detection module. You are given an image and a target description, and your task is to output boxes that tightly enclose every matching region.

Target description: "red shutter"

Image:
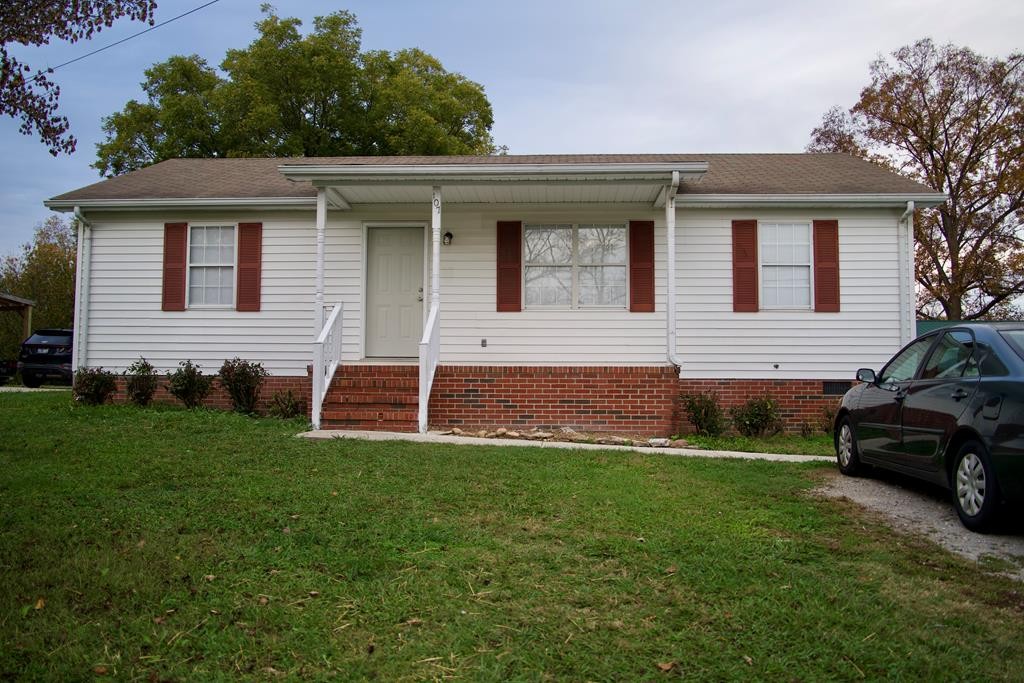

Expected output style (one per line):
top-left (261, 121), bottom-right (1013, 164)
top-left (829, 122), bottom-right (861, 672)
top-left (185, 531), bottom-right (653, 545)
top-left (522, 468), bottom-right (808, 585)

top-left (162, 222), bottom-right (187, 311)
top-left (236, 222), bottom-right (263, 312)
top-left (629, 220), bottom-right (655, 312)
top-left (732, 220), bottom-right (758, 312)
top-left (813, 219), bottom-right (840, 312)
top-left (496, 221), bottom-right (522, 312)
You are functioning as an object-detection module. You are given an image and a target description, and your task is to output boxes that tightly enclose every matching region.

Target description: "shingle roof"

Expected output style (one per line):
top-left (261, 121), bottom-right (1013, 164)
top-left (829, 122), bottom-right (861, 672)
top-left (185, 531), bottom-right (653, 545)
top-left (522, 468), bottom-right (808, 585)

top-left (49, 153), bottom-right (935, 202)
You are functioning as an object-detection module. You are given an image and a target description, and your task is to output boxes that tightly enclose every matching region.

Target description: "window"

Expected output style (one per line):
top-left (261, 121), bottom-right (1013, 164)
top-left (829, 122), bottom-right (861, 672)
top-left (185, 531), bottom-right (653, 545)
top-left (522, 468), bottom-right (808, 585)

top-left (879, 335), bottom-right (935, 386)
top-left (922, 330), bottom-right (975, 379)
top-left (188, 225), bottom-right (235, 306)
top-left (760, 222), bottom-right (811, 308)
top-left (524, 223), bottom-right (627, 308)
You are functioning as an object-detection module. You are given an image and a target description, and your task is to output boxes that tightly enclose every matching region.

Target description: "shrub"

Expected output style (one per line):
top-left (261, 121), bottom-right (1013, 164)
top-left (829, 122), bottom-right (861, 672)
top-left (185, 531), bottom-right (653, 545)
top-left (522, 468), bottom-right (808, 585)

top-left (819, 404), bottom-right (838, 434)
top-left (73, 367), bottom-right (117, 405)
top-left (219, 358), bottom-right (268, 414)
top-left (681, 392), bottom-right (726, 436)
top-left (125, 357), bottom-right (159, 407)
top-left (167, 360), bottom-right (213, 409)
top-left (267, 389), bottom-right (304, 419)
top-left (730, 395), bottom-right (783, 437)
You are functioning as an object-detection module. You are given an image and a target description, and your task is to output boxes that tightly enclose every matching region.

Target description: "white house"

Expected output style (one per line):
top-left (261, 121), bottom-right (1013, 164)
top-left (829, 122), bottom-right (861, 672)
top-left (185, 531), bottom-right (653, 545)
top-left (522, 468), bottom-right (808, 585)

top-left (46, 154), bottom-right (945, 434)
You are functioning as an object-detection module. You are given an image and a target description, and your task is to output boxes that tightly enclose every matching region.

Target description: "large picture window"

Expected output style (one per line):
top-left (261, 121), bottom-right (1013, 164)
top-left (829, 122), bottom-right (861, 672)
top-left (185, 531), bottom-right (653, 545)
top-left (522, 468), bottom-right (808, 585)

top-left (188, 225), bottom-right (235, 306)
top-left (760, 222), bottom-right (811, 308)
top-left (524, 223), bottom-right (627, 308)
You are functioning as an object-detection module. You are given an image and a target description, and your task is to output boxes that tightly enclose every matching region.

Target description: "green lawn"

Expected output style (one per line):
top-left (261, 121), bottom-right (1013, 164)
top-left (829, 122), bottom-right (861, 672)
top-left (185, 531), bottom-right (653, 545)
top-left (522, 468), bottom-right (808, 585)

top-left (2, 393), bottom-right (1022, 680)
top-left (684, 433), bottom-right (834, 457)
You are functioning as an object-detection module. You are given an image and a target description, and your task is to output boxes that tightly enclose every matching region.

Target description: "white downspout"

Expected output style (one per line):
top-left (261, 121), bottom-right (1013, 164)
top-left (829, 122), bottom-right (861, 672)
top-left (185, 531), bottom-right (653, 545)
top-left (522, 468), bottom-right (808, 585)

top-left (314, 188), bottom-right (327, 334)
top-left (665, 171), bottom-right (684, 371)
top-left (898, 200), bottom-right (915, 344)
top-left (73, 206), bottom-right (92, 371)
top-left (431, 186), bottom-right (441, 308)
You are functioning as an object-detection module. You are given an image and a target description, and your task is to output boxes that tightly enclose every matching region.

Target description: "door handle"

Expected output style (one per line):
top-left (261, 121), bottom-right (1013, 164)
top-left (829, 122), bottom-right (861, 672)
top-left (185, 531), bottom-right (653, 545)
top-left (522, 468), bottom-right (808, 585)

top-left (895, 390), bottom-right (908, 402)
top-left (417, 286), bottom-right (424, 302)
top-left (951, 388), bottom-right (970, 401)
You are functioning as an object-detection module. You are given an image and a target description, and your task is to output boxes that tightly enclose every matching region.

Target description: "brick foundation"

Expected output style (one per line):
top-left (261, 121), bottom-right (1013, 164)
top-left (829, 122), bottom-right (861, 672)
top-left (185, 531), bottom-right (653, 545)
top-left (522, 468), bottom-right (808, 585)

top-left (678, 378), bottom-right (845, 433)
top-left (110, 374), bottom-right (311, 415)
top-left (428, 366), bottom-right (680, 435)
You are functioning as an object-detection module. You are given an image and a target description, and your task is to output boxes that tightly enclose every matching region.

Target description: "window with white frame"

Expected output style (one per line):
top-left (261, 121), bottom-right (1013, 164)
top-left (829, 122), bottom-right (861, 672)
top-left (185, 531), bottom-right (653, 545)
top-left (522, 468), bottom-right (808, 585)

top-left (524, 223), bottom-right (627, 308)
top-left (188, 225), bottom-right (236, 306)
top-left (760, 222), bottom-right (811, 308)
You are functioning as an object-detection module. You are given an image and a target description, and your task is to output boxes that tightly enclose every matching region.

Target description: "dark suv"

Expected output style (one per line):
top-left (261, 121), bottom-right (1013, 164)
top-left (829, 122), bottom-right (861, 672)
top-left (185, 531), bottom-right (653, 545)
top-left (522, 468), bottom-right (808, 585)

top-left (18, 329), bottom-right (74, 388)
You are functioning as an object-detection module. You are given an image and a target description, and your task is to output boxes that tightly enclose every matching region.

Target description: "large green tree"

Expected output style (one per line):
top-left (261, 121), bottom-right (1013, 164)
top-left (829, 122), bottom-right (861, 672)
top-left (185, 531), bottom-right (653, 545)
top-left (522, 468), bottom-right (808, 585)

top-left (95, 7), bottom-right (497, 176)
top-left (1, 0), bottom-right (156, 156)
top-left (808, 39), bottom-right (1024, 320)
top-left (0, 216), bottom-right (77, 357)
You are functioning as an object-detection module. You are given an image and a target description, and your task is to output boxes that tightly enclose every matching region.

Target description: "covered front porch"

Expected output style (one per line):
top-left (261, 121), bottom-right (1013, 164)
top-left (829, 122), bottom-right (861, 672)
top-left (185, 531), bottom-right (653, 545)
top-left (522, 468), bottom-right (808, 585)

top-left (277, 159), bottom-right (709, 431)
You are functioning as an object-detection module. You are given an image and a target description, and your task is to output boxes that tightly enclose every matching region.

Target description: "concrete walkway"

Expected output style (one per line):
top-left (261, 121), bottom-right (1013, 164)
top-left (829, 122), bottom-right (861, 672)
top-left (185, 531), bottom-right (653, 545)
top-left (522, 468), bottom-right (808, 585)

top-left (300, 429), bottom-right (832, 463)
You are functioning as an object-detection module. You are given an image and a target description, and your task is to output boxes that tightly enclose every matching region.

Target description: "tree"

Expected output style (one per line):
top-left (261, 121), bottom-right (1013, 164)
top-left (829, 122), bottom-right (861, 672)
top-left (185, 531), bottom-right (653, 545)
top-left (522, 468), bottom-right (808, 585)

top-left (0, 1), bottom-right (156, 156)
top-left (0, 216), bottom-right (77, 357)
top-left (94, 7), bottom-right (498, 176)
top-left (808, 39), bottom-right (1024, 320)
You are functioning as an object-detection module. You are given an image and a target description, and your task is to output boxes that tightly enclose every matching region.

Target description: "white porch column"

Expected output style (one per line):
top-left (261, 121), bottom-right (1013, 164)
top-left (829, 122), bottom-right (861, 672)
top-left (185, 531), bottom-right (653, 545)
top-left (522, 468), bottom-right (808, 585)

top-left (315, 187), bottom-right (327, 333)
top-left (431, 186), bottom-right (442, 306)
top-left (665, 183), bottom-right (683, 369)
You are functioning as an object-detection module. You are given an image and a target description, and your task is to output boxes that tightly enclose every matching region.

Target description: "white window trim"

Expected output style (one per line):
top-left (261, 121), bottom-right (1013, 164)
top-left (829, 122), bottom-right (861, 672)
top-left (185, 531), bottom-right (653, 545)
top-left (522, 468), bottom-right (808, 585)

top-left (522, 222), bottom-right (630, 310)
top-left (756, 220), bottom-right (815, 311)
top-left (186, 223), bottom-right (238, 309)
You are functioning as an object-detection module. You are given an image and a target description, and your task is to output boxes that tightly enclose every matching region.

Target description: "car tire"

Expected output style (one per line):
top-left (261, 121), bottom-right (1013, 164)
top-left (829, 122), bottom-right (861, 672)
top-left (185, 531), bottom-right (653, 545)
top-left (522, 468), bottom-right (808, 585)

top-left (22, 374), bottom-right (42, 388)
top-left (835, 416), bottom-right (865, 476)
top-left (952, 440), bottom-right (1000, 532)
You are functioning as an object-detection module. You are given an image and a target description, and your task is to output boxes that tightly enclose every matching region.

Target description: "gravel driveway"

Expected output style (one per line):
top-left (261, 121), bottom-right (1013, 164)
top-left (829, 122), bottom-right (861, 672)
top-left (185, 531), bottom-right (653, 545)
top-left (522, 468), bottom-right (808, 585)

top-left (816, 469), bottom-right (1024, 580)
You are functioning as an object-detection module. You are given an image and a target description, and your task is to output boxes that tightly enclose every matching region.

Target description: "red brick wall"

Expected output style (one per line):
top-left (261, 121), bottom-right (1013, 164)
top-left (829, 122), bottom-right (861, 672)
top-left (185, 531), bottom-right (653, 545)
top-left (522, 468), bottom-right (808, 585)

top-left (678, 378), bottom-right (845, 433)
top-left (428, 366), bottom-right (680, 435)
top-left (110, 375), bottom-right (311, 415)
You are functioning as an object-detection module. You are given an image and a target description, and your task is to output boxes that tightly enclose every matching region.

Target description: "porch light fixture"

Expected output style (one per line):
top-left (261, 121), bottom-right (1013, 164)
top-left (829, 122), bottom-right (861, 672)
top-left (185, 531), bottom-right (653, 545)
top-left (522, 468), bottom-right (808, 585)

top-left (443, 231), bottom-right (453, 246)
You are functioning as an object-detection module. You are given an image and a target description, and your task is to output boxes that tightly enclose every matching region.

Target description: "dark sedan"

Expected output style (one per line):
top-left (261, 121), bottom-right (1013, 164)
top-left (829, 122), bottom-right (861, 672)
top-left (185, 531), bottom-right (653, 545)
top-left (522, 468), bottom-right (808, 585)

top-left (18, 328), bottom-right (74, 388)
top-left (834, 323), bottom-right (1024, 531)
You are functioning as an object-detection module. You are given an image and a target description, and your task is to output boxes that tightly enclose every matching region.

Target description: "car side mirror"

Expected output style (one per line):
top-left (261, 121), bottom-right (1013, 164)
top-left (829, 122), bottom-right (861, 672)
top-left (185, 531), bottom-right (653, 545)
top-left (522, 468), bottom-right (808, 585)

top-left (856, 368), bottom-right (877, 384)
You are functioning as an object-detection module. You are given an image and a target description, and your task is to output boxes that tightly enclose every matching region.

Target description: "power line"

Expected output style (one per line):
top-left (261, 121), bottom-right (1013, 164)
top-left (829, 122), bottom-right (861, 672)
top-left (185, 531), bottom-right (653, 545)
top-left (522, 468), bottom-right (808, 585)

top-left (38, 0), bottom-right (222, 75)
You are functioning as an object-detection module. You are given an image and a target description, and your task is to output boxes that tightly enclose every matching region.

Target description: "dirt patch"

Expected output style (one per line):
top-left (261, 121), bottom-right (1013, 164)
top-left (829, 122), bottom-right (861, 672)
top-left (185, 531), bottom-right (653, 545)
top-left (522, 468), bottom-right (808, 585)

top-left (814, 469), bottom-right (1024, 581)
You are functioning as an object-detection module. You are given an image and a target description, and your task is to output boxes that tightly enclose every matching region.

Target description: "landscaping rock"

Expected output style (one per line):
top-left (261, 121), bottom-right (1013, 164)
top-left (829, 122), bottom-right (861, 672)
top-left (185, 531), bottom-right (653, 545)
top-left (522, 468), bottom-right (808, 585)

top-left (450, 428), bottom-right (464, 436)
top-left (495, 428), bottom-right (508, 436)
top-left (506, 431), bottom-right (521, 439)
top-left (532, 431), bottom-right (554, 440)
top-left (648, 438), bottom-right (670, 448)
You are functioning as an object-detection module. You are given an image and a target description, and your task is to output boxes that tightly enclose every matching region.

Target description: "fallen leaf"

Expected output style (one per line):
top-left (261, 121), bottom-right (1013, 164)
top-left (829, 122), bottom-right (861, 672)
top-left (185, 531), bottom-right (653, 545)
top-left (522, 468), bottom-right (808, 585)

top-left (262, 666), bottom-right (285, 678)
top-left (636, 537), bottom-right (646, 544)
top-left (204, 574), bottom-right (216, 582)
top-left (308, 591), bottom-right (320, 598)
top-left (743, 655), bottom-right (753, 666)
top-left (401, 618), bottom-right (423, 627)
top-left (282, 527), bottom-right (291, 534)
top-left (331, 491), bottom-right (338, 496)
top-left (656, 661), bottom-right (676, 672)
top-left (210, 609), bottom-right (220, 615)
top-left (153, 616), bottom-right (165, 625)
top-left (289, 514), bottom-right (300, 519)
top-left (34, 598), bottom-right (45, 610)
top-left (258, 596), bottom-right (270, 606)
top-left (93, 665), bottom-right (109, 675)
top-left (136, 539), bottom-right (146, 548)
top-left (664, 565), bottom-right (678, 575)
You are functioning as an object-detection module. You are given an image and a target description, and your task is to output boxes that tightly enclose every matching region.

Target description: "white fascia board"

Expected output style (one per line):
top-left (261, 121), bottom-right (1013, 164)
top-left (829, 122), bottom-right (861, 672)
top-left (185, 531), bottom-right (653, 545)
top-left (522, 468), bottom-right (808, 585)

top-left (673, 193), bottom-right (947, 208)
top-left (44, 197), bottom-right (315, 211)
top-left (281, 161), bottom-right (710, 183)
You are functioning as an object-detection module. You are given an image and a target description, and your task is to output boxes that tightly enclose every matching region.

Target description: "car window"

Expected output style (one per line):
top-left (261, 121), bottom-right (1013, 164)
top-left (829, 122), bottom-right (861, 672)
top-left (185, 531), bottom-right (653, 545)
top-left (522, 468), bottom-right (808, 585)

top-left (26, 332), bottom-right (72, 345)
top-left (965, 342), bottom-right (1009, 377)
top-left (879, 336), bottom-right (934, 386)
top-left (921, 330), bottom-right (975, 379)
top-left (1000, 330), bottom-right (1024, 362)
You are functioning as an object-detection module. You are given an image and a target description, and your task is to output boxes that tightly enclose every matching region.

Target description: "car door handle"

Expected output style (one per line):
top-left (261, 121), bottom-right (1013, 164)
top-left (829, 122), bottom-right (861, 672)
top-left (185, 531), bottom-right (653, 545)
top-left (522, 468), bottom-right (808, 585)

top-left (895, 390), bottom-right (908, 402)
top-left (951, 388), bottom-right (970, 401)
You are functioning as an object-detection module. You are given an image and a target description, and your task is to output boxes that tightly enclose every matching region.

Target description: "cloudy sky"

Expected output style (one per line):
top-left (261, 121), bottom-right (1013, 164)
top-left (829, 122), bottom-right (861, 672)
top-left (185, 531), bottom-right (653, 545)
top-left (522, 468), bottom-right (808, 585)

top-left (1, 0), bottom-right (1021, 255)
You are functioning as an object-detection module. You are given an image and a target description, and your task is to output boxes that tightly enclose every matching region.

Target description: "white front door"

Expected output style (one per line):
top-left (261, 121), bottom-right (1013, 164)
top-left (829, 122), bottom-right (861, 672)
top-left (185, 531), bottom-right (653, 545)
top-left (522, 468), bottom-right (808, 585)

top-left (366, 227), bottom-right (424, 357)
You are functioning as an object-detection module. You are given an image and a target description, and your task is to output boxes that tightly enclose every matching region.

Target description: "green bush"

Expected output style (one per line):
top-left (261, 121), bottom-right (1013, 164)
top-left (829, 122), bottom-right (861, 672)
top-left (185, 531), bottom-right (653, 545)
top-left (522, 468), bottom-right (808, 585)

top-left (167, 360), bottom-right (213, 409)
top-left (819, 404), bottom-right (838, 434)
top-left (267, 389), bottom-right (304, 419)
top-left (219, 358), bottom-right (268, 414)
top-left (73, 367), bottom-right (117, 405)
top-left (681, 392), bottom-right (726, 436)
top-left (730, 395), bottom-right (783, 437)
top-left (125, 357), bottom-right (159, 407)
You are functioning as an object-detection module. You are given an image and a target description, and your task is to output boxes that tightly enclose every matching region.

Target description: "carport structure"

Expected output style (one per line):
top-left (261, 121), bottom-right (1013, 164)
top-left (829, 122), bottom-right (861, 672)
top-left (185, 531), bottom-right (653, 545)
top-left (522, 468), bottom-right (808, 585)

top-left (0, 293), bottom-right (35, 341)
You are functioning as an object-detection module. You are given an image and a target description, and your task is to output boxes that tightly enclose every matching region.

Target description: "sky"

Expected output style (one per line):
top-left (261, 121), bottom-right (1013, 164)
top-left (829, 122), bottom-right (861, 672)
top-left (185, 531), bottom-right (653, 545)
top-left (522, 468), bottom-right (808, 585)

top-left (1, 0), bottom-right (1021, 255)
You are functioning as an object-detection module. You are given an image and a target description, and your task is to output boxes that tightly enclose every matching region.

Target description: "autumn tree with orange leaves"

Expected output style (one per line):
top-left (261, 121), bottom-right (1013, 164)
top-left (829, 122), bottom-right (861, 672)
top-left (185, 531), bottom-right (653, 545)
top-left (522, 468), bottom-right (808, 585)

top-left (809, 39), bottom-right (1024, 321)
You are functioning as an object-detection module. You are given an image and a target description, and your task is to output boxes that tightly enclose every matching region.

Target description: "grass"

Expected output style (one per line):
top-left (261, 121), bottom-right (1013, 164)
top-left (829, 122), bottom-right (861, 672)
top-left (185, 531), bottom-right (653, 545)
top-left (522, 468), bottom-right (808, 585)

top-left (684, 433), bottom-right (834, 457)
top-left (2, 393), bottom-right (1023, 680)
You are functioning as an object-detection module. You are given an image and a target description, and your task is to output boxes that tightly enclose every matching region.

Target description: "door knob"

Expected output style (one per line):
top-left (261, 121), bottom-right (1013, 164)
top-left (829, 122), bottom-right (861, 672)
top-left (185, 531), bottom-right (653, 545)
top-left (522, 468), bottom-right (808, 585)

top-left (951, 388), bottom-right (970, 400)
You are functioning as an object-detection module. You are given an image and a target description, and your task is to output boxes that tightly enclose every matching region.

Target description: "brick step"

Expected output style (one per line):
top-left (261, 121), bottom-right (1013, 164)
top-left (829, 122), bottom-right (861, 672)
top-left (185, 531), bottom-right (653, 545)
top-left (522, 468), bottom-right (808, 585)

top-left (332, 366), bottom-right (418, 377)
top-left (321, 420), bottom-right (418, 432)
top-left (330, 378), bottom-right (420, 390)
top-left (323, 402), bottom-right (418, 413)
top-left (322, 409), bottom-right (417, 422)
top-left (324, 392), bottom-right (419, 405)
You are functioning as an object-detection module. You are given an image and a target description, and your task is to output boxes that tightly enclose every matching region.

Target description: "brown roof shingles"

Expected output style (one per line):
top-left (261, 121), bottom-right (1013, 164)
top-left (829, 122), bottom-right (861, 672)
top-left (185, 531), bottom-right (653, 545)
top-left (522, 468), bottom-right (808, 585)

top-left (49, 153), bottom-right (935, 202)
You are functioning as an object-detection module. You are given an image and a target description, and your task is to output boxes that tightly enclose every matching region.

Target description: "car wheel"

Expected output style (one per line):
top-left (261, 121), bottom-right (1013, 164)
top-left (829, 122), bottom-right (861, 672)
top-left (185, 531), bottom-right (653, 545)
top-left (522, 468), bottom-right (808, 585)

top-left (952, 440), bottom-right (1000, 532)
top-left (22, 374), bottom-right (42, 388)
top-left (835, 416), bottom-right (864, 476)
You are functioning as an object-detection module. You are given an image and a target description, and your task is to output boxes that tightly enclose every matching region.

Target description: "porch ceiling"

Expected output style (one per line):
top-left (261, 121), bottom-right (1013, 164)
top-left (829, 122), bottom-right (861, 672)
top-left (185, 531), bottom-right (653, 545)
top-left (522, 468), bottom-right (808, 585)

top-left (321, 181), bottom-right (667, 206)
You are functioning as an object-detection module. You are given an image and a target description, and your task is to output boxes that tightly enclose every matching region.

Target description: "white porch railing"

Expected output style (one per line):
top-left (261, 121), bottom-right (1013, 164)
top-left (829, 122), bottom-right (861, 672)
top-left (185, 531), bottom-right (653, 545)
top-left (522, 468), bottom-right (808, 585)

top-left (418, 302), bottom-right (440, 433)
top-left (311, 302), bottom-right (343, 429)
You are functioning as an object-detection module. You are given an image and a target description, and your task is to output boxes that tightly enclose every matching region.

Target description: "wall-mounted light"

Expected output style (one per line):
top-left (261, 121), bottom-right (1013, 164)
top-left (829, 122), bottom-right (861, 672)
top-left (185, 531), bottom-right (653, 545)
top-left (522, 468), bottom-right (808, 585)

top-left (443, 231), bottom-right (454, 246)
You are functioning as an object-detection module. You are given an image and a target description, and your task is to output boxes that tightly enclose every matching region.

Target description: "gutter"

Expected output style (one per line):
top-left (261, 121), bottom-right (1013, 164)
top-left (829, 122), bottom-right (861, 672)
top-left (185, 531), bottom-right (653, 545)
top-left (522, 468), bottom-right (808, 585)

top-left (665, 171), bottom-right (684, 370)
top-left (674, 193), bottom-right (946, 208)
top-left (279, 161), bottom-right (711, 182)
top-left (72, 206), bottom-right (92, 372)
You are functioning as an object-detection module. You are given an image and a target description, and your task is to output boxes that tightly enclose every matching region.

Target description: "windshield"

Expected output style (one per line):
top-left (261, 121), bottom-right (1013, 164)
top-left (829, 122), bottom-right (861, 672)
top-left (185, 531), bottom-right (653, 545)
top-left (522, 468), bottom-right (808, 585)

top-left (1000, 330), bottom-right (1024, 362)
top-left (26, 332), bottom-right (72, 345)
